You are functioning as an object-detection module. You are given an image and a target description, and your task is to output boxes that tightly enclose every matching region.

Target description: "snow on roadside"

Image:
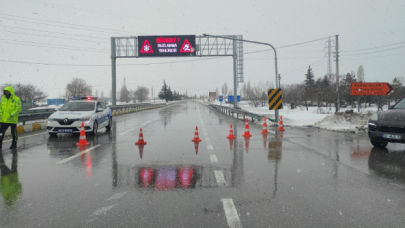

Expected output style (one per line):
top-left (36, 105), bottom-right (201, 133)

top-left (205, 100), bottom-right (380, 133)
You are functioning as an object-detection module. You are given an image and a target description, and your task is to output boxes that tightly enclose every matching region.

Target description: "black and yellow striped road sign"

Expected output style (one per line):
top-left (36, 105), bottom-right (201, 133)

top-left (268, 89), bottom-right (283, 110)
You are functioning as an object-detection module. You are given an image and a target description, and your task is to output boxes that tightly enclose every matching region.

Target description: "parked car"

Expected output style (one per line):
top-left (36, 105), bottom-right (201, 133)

top-left (368, 97), bottom-right (405, 148)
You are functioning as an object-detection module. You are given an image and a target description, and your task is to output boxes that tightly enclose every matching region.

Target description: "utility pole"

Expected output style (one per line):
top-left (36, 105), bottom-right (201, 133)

top-left (232, 35), bottom-right (238, 109)
top-left (278, 74), bottom-right (281, 87)
top-left (325, 37), bottom-right (333, 77)
top-left (335, 35), bottom-right (340, 113)
top-left (111, 37), bottom-right (117, 106)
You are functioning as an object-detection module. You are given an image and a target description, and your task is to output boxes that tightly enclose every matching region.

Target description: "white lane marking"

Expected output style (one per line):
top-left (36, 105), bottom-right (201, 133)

top-left (221, 199), bottom-right (242, 228)
top-left (119, 120), bottom-right (153, 136)
top-left (4, 132), bottom-right (48, 142)
top-left (206, 138), bottom-right (211, 144)
top-left (119, 128), bottom-right (135, 136)
top-left (56, 145), bottom-right (101, 164)
top-left (141, 121), bottom-right (151, 125)
top-left (92, 205), bottom-right (115, 216)
top-left (107, 192), bottom-right (127, 201)
top-left (210, 155), bottom-right (218, 163)
top-left (207, 145), bottom-right (214, 150)
top-left (214, 170), bottom-right (226, 186)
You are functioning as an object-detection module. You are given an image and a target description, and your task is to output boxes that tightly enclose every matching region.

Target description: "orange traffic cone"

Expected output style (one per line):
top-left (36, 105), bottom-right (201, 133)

top-left (227, 124), bottom-right (236, 139)
top-left (76, 122), bottom-right (90, 146)
top-left (191, 126), bottom-right (202, 142)
top-left (194, 142), bottom-right (199, 155)
top-left (135, 128), bottom-right (147, 145)
top-left (261, 117), bottom-right (269, 134)
top-left (277, 116), bottom-right (285, 131)
top-left (242, 118), bottom-right (252, 138)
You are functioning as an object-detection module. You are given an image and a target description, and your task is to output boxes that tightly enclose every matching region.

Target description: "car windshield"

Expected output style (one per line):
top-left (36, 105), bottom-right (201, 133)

top-left (393, 98), bottom-right (405, 109)
top-left (59, 102), bottom-right (95, 111)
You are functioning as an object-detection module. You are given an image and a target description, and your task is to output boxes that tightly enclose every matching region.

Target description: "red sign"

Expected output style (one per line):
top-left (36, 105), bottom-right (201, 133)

top-left (350, 82), bottom-right (393, 96)
top-left (180, 39), bottom-right (193, 53)
top-left (140, 40), bottom-right (154, 53)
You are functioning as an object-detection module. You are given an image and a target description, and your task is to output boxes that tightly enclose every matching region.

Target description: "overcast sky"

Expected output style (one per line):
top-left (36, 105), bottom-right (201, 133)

top-left (1, 0), bottom-right (404, 98)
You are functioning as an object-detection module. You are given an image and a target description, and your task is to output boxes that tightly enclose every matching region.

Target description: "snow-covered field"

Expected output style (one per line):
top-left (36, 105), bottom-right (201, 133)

top-left (205, 100), bottom-right (384, 133)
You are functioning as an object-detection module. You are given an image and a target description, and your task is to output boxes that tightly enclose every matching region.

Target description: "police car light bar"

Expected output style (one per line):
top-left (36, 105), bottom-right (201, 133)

top-left (72, 97), bottom-right (98, 100)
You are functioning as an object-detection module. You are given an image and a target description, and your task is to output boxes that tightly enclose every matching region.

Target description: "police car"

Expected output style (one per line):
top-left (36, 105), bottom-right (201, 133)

top-left (47, 97), bottom-right (112, 136)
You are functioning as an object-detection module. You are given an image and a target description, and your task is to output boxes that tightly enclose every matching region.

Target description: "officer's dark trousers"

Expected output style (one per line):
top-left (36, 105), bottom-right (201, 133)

top-left (0, 123), bottom-right (18, 146)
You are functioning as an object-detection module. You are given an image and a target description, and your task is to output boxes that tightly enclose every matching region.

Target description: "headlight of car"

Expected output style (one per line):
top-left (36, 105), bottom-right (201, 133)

top-left (47, 118), bottom-right (54, 123)
top-left (370, 113), bottom-right (378, 121)
top-left (79, 117), bottom-right (91, 123)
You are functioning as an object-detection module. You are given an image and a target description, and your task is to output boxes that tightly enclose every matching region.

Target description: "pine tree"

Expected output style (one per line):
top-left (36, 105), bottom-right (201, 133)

top-left (158, 80), bottom-right (169, 102)
top-left (304, 65), bottom-right (315, 110)
top-left (167, 87), bottom-right (173, 101)
top-left (119, 84), bottom-right (130, 103)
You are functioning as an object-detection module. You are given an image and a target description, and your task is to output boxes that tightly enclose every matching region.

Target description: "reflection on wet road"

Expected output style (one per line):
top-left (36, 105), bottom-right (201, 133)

top-left (1, 100), bottom-right (405, 227)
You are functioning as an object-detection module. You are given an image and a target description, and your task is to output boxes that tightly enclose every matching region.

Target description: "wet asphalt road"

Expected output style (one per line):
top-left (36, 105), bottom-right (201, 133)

top-left (1, 100), bottom-right (405, 227)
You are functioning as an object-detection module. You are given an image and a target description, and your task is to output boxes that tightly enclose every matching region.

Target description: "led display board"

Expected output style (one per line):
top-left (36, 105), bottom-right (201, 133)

top-left (138, 35), bottom-right (196, 57)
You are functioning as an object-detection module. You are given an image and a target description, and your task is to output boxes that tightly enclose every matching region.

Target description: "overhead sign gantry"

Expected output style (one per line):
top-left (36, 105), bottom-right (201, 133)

top-left (110, 35), bottom-right (244, 108)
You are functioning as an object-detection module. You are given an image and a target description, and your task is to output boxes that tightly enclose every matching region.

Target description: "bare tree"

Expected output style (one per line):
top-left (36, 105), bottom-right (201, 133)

top-left (215, 87), bottom-right (219, 99)
top-left (2, 83), bottom-right (48, 107)
top-left (135, 86), bottom-right (149, 102)
top-left (95, 89), bottom-right (99, 97)
top-left (222, 83), bottom-right (228, 96)
top-left (256, 81), bottom-right (269, 107)
top-left (244, 81), bottom-right (267, 107)
top-left (357, 65), bottom-right (365, 82)
top-left (100, 90), bottom-right (104, 98)
top-left (119, 84), bottom-right (130, 103)
top-left (65, 78), bottom-right (92, 98)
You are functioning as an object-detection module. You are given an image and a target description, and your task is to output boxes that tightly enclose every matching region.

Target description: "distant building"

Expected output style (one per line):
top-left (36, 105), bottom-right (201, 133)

top-left (22, 102), bottom-right (34, 110)
top-left (47, 98), bottom-right (66, 106)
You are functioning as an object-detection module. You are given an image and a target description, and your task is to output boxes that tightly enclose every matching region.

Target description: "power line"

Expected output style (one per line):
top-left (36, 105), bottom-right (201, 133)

top-left (0, 36), bottom-right (336, 67)
top-left (342, 52), bottom-right (405, 61)
top-left (21, 0), bottom-right (233, 32)
top-left (0, 16), bottom-right (130, 35)
top-left (1, 14), bottom-right (143, 35)
top-left (0, 40), bottom-right (108, 53)
top-left (242, 36), bottom-right (331, 55)
top-left (341, 41), bottom-right (405, 52)
top-left (277, 37), bottom-right (331, 49)
top-left (0, 56), bottom-right (227, 66)
top-left (0, 24), bottom-right (107, 40)
top-left (281, 58), bottom-right (326, 76)
top-left (0, 38), bottom-right (108, 51)
top-left (341, 46), bottom-right (405, 56)
top-left (0, 30), bottom-right (109, 44)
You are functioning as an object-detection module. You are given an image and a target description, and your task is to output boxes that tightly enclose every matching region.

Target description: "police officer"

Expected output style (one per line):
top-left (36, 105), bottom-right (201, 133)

top-left (0, 86), bottom-right (22, 149)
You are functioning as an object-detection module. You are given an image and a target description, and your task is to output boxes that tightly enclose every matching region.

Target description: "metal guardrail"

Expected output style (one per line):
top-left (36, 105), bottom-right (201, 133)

top-left (16, 103), bottom-right (168, 125)
top-left (109, 102), bottom-right (163, 111)
top-left (109, 103), bottom-right (167, 115)
top-left (19, 109), bottom-right (57, 125)
top-left (208, 103), bottom-right (275, 122)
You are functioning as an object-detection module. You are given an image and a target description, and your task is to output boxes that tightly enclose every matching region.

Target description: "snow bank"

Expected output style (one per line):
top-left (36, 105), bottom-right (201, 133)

top-left (203, 100), bottom-right (379, 133)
